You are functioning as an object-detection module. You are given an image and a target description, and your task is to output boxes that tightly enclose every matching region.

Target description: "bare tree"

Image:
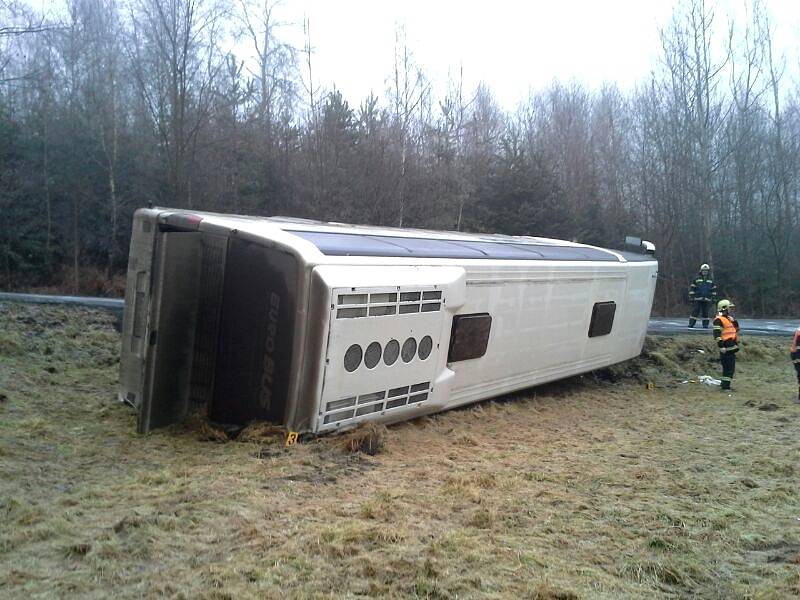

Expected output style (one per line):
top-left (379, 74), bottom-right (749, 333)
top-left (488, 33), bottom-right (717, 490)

top-left (128, 0), bottom-right (226, 206)
top-left (237, 0), bottom-right (295, 134)
top-left (0, 1), bottom-right (61, 84)
top-left (76, 0), bottom-right (124, 278)
top-left (759, 5), bottom-right (794, 309)
top-left (659, 0), bottom-right (730, 268)
top-left (236, 0), bottom-right (297, 213)
top-left (390, 27), bottom-right (428, 227)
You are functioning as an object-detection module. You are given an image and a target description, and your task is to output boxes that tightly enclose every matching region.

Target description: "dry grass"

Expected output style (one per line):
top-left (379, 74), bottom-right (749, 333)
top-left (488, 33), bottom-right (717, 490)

top-left (1, 303), bottom-right (799, 599)
top-left (339, 423), bottom-right (388, 456)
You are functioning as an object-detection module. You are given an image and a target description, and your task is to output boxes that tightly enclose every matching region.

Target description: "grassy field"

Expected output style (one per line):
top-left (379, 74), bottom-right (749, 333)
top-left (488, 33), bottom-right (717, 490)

top-left (0, 303), bottom-right (798, 599)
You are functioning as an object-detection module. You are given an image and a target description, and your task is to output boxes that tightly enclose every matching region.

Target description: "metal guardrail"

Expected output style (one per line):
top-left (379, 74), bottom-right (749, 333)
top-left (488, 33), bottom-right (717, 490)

top-left (0, 292), bottom-right (124, 312)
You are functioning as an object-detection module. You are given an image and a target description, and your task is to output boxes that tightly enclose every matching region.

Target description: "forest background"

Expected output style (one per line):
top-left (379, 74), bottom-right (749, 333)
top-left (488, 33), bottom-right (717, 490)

top-left (1, 0), bottom-right (798, 315)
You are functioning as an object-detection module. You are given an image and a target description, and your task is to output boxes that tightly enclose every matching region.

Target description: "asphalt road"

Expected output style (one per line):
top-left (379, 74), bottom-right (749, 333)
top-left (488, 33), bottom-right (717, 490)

top-left (648, 317), bottom-right (796, 337)
top-left (1, 292), bottom-right (796, 336)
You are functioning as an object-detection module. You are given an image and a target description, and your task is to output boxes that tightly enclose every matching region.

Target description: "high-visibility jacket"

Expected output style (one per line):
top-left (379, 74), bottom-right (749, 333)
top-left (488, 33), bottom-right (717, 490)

top-left (718, 315), bottom-right (738, 341)
top-left (713, 314), bottom-right (739, 350)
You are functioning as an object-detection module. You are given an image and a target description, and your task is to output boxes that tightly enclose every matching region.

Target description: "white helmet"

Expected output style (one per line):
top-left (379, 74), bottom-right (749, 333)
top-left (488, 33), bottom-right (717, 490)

top-left (717, 299), bottom-right (734, 312)
top-left (700, 263), bottom-right (710, 272)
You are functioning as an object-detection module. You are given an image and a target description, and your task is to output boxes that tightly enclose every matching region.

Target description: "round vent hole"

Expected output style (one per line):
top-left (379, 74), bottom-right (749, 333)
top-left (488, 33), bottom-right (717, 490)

top-left (383, 339), bottom-right (400, 365)
top-left (344, 344), bottom-right (363, 372)
top-left (418, 335), bottom-right (433, 360)
top-left (401, 337), bottom-right (417, 363)
top-left (364, 342), bottom-right (382, 369)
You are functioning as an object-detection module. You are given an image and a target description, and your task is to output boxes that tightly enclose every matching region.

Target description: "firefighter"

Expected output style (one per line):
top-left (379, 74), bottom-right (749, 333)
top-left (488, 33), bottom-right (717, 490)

top-left (713, 299), bottom-right (739, 391)
top-left (688, 263), bottom-right (717, 328)
top-left (791, 326), bottom-right (800, 402)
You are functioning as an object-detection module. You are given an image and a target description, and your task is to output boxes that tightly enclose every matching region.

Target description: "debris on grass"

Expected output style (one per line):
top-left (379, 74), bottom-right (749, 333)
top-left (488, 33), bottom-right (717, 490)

top-left (758, 403), bottom-right (780, 411)
top-left (340, 423), bottom-right (387, 455)
top-left (187, 416), bottom-right (285, 444)
top-left (182, 410), bottom-right (235, 442)
top-left (196, 421), bottom-right (230, 443)
top-left (237, 422), bottom-right (285, 444)
top-left (699, 375), bottom-right (721, 386)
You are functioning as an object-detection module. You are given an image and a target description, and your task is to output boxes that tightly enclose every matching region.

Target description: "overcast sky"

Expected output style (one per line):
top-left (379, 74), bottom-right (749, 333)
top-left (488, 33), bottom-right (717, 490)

top-left (272, 0), bottom-right (800, 109)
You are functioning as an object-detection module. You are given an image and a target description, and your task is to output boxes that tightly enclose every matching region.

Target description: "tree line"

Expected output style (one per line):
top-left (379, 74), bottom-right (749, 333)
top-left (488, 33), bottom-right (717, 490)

top-left (0, 0), bottom-right (798, 315)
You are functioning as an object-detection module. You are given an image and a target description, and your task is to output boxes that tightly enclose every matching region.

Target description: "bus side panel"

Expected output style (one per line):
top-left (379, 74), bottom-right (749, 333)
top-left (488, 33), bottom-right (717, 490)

top-left (448, 265), bottom-right (629, 405)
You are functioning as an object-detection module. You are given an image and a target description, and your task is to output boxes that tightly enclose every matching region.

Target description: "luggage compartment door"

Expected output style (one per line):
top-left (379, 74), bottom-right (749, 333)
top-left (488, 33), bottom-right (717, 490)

top-left (137, 231), bottom-right (202, 433)
top-left (208, 237), bottom-right (298, 426)
top-left (119, 210), bottom-right (158, 413)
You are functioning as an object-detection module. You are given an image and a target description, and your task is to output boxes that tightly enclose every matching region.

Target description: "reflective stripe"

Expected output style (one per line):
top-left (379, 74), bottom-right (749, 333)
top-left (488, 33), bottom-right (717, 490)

top-left (721, 376), bottom-right (732, 382)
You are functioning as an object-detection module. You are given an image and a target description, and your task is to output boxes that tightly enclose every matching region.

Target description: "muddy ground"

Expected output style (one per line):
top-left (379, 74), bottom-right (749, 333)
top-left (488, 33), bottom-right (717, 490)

top-left (0, 303), bottom-right (798, 599)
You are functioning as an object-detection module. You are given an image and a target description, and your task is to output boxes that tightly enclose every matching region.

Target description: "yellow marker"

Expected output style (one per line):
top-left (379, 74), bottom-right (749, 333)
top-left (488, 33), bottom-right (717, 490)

top-left (285, 431), bottom-right (299, 446)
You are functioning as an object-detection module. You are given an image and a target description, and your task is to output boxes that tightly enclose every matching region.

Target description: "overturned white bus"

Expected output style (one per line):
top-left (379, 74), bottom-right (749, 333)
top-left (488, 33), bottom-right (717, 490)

top-left (119, 208), bottom-right (658, 434)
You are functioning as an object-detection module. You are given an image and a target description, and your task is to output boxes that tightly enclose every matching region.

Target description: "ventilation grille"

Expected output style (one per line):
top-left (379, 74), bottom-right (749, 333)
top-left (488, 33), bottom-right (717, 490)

top-left (322, 381), bottom-right (431, 425)
top-left (336, 290), bottom-right (442, 319)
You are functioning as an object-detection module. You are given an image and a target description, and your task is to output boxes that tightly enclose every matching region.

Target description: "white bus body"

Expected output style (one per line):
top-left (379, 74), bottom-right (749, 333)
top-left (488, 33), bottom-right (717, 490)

top-left (119, 208), bottom-right (658, 434)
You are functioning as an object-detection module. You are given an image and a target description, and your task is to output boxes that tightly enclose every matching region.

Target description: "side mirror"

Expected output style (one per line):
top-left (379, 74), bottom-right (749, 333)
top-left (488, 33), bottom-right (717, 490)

top-left (624, 235), bottom-right (656, 256)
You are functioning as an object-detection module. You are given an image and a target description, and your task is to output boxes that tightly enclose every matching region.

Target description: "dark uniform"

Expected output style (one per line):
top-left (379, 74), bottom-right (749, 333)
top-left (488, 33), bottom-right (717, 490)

top-left (689, 270), bottom-right (717, 328)
top-left (791, 327), bottom-right (800, 401)
top-left (712, 305), bottom-right (739, 391)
